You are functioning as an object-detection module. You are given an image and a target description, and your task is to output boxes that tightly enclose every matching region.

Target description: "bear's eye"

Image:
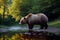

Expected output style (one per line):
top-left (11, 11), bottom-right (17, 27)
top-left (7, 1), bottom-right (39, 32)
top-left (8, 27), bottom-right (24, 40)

top-left (24, 17), bottom-right (28, 22)
top-left (24, 17), bottom-right (26, 20)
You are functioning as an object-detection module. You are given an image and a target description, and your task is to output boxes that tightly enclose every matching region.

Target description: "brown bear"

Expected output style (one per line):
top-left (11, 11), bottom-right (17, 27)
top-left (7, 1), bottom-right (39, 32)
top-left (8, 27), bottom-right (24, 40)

top-left (19, 13), bottom-right (48, 31)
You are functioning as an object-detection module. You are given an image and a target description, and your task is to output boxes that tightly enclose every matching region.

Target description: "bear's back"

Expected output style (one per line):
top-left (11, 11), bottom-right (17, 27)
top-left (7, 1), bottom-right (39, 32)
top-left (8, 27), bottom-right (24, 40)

top-left (28, 13), bottom-right (48, 23)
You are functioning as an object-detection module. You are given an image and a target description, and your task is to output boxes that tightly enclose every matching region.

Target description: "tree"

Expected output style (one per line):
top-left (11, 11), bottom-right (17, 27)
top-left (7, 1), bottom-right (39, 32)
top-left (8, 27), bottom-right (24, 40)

top-left (0, 0), bottom-right (8, 24)
top-left (9, 0), bottom-right (22, 21)
top-left (20, 0), bottom-right (33, 16)
top-left (20, 0), bottom-right (60, 21)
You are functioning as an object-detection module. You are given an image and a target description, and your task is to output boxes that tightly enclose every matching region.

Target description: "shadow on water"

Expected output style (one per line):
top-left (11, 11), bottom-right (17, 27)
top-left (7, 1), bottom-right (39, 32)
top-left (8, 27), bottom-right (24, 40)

top-left (0, 25), bottom-right (60, 40)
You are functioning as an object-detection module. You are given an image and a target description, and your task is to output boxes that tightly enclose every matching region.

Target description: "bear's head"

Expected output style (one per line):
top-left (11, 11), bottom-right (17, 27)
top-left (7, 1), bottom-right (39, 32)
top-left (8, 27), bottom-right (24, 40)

top-left (19, 17), bottom-right (27, 24)
top-left (19, 13), bottom-right (32, 24)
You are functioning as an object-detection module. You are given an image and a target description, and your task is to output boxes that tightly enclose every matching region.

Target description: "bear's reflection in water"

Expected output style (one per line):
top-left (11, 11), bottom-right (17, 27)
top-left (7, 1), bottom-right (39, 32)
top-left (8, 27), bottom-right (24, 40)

top-left (23, 31), bottom-right (48, 40)
top-left (22, 31), bottom-right (60, 40)
top-left (0, 31), bottom-right (60, 40)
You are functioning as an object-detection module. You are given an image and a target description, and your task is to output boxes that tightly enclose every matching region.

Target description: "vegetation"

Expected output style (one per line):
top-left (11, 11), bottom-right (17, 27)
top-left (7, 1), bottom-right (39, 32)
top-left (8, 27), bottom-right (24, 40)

top-left (48, 20), bottom-right (60, 27)
top-left (0, 0), bottom-right (60, 25)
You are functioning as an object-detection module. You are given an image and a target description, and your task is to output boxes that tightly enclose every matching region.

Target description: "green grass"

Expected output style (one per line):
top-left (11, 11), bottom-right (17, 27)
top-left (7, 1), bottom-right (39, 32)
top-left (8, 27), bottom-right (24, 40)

top-left (48, 20), bottom-right (60, 27)
top-left (0, 25), bottom-right (8, 28)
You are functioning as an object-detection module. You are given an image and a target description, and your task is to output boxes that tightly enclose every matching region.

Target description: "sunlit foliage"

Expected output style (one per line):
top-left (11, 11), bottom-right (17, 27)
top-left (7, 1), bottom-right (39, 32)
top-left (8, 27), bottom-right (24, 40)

top-left (0, 0), bottom-right (7, 15)
top-left (8, 0), bottom-right (22, 21)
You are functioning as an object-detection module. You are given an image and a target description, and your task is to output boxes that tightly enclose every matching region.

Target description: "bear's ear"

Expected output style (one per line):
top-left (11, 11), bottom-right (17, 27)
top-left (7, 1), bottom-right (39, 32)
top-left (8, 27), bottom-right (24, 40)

top-left (27, 13), bottom-right (32, 18)
top-left (25, 13), bottom-right (32, 19)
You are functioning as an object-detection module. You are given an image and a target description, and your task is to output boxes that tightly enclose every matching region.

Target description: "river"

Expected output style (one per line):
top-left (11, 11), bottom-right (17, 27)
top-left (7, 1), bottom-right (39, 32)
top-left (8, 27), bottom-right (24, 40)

top-left (0, 25), bottom-right (60, 34)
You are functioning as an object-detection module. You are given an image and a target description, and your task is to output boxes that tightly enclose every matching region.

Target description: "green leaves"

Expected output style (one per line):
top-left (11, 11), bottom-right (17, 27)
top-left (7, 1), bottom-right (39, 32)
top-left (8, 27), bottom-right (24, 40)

top-left (0, 0), bottom-right (60, 25)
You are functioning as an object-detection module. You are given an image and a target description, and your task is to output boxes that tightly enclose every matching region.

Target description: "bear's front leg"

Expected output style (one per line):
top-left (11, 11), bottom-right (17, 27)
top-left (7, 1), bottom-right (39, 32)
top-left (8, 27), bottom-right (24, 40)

top-left (28, 24), bottom-right (34, 32)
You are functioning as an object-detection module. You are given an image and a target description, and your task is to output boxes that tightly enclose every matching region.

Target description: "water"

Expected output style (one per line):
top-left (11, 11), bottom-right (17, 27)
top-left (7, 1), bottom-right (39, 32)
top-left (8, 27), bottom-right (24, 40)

top-left (0, 25), bottom-right (60, 34)
top-left (0, 25), bottom-right (60, 40)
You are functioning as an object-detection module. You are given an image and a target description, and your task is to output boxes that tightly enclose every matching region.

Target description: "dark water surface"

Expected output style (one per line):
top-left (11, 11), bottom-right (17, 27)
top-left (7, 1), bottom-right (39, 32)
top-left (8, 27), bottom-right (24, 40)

top-left (0, 25), bottom-right (60, 40)
top-left (0, 25), bottom-right (60, 33)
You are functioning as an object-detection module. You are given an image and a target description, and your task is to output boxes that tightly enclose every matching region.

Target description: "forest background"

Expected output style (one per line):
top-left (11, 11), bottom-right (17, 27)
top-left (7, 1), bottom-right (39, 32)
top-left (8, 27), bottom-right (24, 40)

top-left (0, 0), bottom-right (60, 26)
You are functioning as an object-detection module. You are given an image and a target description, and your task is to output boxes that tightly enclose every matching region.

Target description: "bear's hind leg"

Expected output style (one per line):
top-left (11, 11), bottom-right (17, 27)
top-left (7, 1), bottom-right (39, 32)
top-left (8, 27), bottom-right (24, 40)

top-left (44, 23), bottom-right (48, 29)
top-left (40, 24), bottom-right (44, 29)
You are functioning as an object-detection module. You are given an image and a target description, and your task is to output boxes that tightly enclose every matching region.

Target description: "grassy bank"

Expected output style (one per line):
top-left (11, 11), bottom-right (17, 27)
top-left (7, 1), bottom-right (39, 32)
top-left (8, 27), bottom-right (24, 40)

top-left (48, 20), bottom-right (60, 27)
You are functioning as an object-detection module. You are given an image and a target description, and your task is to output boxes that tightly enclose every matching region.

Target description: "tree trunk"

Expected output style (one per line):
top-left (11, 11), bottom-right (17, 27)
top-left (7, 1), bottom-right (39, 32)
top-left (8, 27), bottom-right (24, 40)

top-left (3, 6), bottom-right (5, 24)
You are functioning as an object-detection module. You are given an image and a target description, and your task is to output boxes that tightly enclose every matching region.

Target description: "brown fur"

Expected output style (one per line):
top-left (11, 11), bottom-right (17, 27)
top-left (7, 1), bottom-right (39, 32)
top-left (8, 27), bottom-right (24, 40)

top-left (25, 13), bottom-right (32, 19)
top-left (20, 13), bottom-right (48, 32)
